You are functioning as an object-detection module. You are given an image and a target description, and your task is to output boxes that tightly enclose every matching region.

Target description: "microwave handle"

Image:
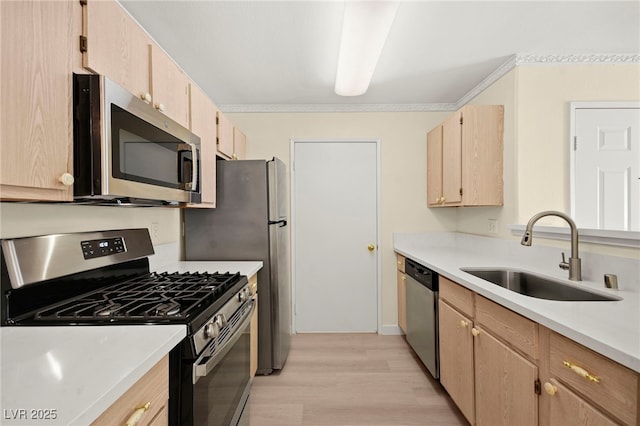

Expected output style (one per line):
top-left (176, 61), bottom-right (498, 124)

top-left (178, 143), bottom-right (198, 191)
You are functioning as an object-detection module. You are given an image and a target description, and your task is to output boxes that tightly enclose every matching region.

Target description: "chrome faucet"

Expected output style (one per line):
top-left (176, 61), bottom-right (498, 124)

top-left (521, 210), bottom-right (582, 281)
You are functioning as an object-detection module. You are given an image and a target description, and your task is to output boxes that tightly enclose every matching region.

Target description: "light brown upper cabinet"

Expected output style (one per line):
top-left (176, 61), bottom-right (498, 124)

top-left (82, 0), bottom-right (151, 103)
top-left (82, 0), bottom-right (190, 129)
top-left (427, 105), bottom-right (504, 207)
top-left (233, 128), bottom-right (247, 160)
top-left (216, 111), bottom-right (235, 159)
top-left (150, 45), bottom-right (190, 129)
top-left (0, 0), bottom-right (81, 201)
top-left (189, 84), bottom-right (217, 208)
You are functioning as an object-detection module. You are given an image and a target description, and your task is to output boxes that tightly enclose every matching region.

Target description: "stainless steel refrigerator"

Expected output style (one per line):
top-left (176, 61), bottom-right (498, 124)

top-left (184, 158), bottom-right (290, 374)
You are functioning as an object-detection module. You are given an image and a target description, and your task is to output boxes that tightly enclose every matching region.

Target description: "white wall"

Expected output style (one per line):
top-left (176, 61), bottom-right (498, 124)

top-left (0, 202), bottom-right (181, 247)
top-left (458, 64), bottom-right (640, 259)
top-left (514, 64), bottom-right (640, 258)
top-left (227, 111), bottom-right (457, 329)
top-left (516, 64), bottom-right (640, 225)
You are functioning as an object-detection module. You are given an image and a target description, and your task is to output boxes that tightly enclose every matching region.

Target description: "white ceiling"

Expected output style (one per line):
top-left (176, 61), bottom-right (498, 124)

top-left (119, 1), bottom-right (639, 112)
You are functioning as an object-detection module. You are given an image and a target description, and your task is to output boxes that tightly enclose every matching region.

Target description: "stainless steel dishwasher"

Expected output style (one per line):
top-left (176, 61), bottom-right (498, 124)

top-left (405, 258), bottom-right (439, 379)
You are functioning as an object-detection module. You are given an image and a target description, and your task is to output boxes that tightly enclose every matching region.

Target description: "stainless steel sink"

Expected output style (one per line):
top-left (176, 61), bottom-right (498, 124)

top-left (460, 268), bottom-right (620, 301)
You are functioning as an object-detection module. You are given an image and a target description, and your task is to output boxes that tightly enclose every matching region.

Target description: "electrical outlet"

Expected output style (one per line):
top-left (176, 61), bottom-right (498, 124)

top-left (151, 222), bottom-right (160, 241)
top-left (488, 219), bottom-right (498, 234)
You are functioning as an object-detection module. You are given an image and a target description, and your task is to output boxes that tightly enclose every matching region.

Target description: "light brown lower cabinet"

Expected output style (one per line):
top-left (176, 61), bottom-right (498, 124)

top-left (474, 326), bottom-right (538, 426)
top-left (92, 356), bottom-right (168, 426)
top-left (545, 379), bottom-right (617, 426)
top-left (249, 273), bottom-right (259, 379)
top-left (439, 276), bottom-right (538, 426)
top-left (396, 254), bottom-right (406, 334)
top-left (439, 300), bottom-right (475, 424)
top-left (540, 327), bottom-right (638, 426)
top-left (437, 276), bottom-right (639, 426)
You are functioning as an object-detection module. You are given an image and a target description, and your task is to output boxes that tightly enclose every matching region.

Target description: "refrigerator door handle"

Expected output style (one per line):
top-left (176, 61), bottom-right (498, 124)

top-left (268, 219), bottom-right (287, 227)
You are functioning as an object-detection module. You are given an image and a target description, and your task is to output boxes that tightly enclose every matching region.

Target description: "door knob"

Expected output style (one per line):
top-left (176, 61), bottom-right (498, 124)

top-left (368, 244), bottom-right (375, 252)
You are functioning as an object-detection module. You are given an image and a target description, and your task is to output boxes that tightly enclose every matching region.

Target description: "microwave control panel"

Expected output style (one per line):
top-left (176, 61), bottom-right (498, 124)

top-left (81, 237), bottom-right (126, 260)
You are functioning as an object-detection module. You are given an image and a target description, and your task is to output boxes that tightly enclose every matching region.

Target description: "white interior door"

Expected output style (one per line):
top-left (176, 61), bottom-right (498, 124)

top-left (292, 140), bottom-right (378, 333)
top-left (573, 105), bottom-right (640, 231)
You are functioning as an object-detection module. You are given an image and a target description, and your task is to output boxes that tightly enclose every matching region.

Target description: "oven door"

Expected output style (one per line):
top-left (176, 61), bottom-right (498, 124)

top-left (192, 300), bottom-right (254, 426)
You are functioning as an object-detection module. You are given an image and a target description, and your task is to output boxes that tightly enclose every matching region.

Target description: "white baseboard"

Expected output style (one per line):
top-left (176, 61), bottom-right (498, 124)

top-left (379, 325), bottom-right (404, 335)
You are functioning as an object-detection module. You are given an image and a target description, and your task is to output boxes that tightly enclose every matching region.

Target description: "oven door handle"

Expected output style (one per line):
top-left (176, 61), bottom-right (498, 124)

top-left (193, 300), bottom-right (255, 384)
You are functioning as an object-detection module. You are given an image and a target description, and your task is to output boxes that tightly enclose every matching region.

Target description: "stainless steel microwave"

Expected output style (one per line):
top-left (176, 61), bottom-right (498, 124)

top-left (73, 74), bottom-right (201, 205)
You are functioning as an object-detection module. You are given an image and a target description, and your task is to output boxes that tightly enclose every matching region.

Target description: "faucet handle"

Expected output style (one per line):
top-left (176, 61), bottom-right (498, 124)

top-left (559, 252), bottom-right (570, 271)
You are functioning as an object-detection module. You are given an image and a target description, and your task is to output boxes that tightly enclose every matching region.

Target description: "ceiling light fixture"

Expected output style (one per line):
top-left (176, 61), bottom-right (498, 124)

top-left (334, 1), bottom-right (399, 97)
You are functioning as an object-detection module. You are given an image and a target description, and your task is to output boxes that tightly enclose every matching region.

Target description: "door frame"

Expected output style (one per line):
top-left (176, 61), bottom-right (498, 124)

top-left (289, 138), bottom-right (381, 334)
top-left (569, 101), bottom-right (640, 225)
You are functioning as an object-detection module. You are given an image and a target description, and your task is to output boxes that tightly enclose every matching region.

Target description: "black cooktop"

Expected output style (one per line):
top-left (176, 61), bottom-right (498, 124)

top-left (31, 271), bottom-right (243, 323)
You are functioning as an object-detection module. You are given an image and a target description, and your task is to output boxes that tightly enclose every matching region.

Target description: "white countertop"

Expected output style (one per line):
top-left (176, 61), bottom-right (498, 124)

top-left (0, 325), bottom-right (185, 425)
top-left (0, 260), bottom-right (263, 425)
top-left (394, 232), bottom-right (640, 373)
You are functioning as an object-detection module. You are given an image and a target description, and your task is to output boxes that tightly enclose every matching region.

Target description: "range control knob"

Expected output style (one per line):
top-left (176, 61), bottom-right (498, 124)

top-left (215, 314), bottom-right (227, 328)
top-left (239, 291), bottom-right (247, 302)
top-left (204, 321), bottom-right (220, 339)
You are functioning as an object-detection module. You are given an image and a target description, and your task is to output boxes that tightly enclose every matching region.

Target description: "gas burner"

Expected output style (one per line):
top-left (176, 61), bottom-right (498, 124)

top-left (153, 302), bottom-right (181, 316)
top-left (96, 303), bottom-right (122, 317)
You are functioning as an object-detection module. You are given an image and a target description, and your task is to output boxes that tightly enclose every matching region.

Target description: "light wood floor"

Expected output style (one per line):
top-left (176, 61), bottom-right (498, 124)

top-left (249, 333), bottom-right (468, 426)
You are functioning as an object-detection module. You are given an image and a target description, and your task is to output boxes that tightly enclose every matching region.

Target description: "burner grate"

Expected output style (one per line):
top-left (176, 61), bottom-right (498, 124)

top-left (32, 271), bottom-right (241, 322)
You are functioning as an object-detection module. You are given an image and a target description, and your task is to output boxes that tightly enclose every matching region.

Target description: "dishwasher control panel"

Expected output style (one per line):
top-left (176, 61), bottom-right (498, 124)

top-left (405, 258), bottom-right (438, 291)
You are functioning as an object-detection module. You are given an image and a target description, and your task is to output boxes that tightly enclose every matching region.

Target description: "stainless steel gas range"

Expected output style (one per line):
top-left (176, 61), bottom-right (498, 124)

top-left (0, 228), bottom-right (253, 426)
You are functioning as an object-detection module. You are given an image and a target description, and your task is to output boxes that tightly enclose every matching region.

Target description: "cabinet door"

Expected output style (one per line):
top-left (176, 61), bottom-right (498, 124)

top-left (92, 356), bottom-right (168, 426)
top-left (426, 125), bottom-right (443, 206)
top-left (545, 379), bottom-right (617, 426)
top-left (474, 327), bottom-right (538, 426)
top-left (83, 0), bottom-right (151, 101)
top-left (217, 111), bottom-right (234, 159)
top-left (189, 84), bottom-right (217, 207)
top-left (1, 0), bottom-right (76, 201)
top-left (439, 300), bottom-right (475, 424)
top-left (233, 127), bottom-right (247, 160)
top-left (397, 270), bottom-right (406, 333)
top-left (460, 105), bottom-right (504, 206)
top-left (442, 110), bottom-right (462, 205)
top-left (150, 44), bottom-right (190, 129)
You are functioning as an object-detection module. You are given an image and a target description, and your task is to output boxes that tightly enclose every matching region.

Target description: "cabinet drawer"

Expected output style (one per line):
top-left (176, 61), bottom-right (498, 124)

top-left (547, 379), bottom-right (617, 426)
top-left (396, 254), bottom-right (405, 273)
top-left (92, 356), bottom-right (169, 426)
top-left (476, 296), bottom-right (538, 359)
top-left (549, 332), bottom-right (638, 425)
top-left (439, 276), bottom-right (474, 316)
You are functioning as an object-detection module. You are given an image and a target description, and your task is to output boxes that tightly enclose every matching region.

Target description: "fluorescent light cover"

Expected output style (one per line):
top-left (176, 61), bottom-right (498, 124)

top-left (335, 1), bottom-right (399, 97)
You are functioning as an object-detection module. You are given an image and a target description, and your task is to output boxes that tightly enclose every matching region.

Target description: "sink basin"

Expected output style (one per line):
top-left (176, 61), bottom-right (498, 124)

top-left (460, 268), bottom-right (620, 301)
